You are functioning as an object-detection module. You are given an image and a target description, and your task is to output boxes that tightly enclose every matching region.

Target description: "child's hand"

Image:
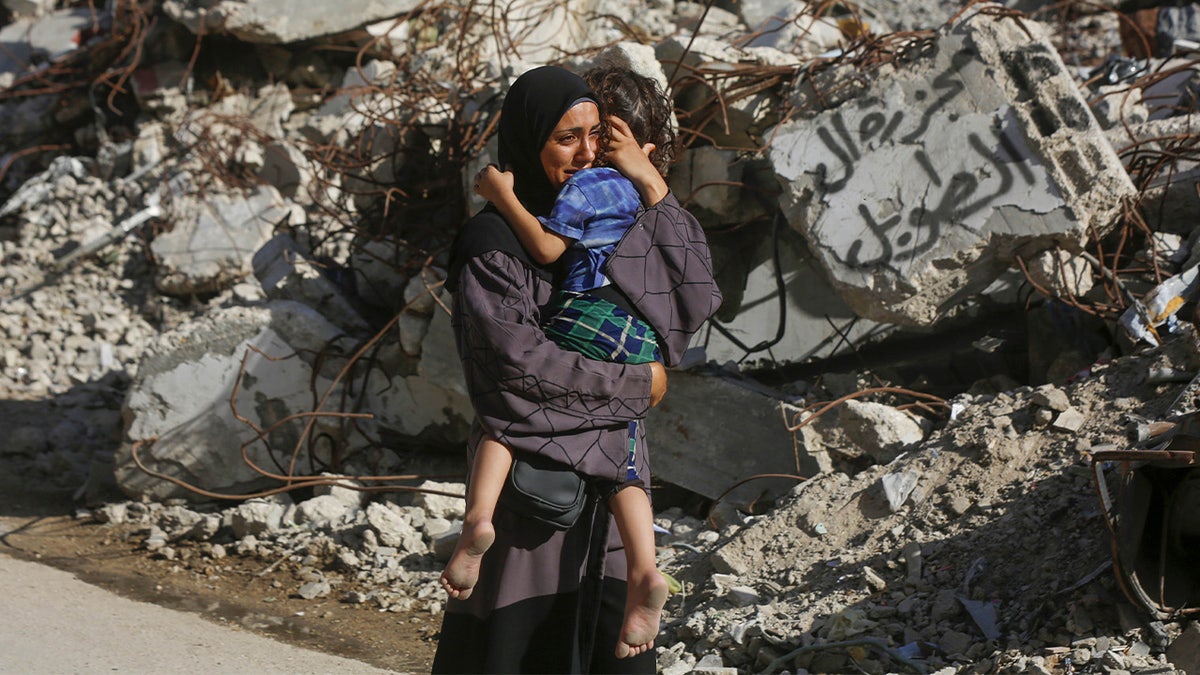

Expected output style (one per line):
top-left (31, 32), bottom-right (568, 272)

top-left (604, 116), bottom-right (657, 176)
top-left (473, 165), bottom-right (514, 204)
top-left (604, 116), bottom-right (668, 206)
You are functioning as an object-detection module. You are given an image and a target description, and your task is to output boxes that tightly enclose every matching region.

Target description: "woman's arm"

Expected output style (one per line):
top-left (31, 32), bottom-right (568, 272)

top-left (454, 248), bottom-right (655, 427)
top-left (603, 116), bottom-right (669, 206)
top-left (453, 245), bottom-right (666, 479)
top-left (606, 192), bottom-right (724, 367)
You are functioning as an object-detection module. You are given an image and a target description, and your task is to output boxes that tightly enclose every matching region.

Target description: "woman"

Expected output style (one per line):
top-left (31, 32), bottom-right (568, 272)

top-left (433, 65), bottom-right (718, 674)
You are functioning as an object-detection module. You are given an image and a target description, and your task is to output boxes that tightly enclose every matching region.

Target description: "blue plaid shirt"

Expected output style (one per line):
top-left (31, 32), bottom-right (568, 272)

top-left (538, 167), bottom-right (641, 293)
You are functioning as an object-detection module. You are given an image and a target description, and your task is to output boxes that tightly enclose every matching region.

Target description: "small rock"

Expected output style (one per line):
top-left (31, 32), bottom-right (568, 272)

top-left (1051, 407), bottom-right (1086, 433)
top-left (710, 548), bottom-right (750, 576)
top-left (1032, 385), bottom-right (1071, 411)
top-left (902, 541), bottom-right (922, 584)
top-left (295, 494), bottom-right (350, 528)
top-left (946, 495), bottom-right (972, 517)
top-left (230, 499), bottom-right (287, 538)
top-left (410, 481), bottom-right (466, 520)
top-left (693, 652), bottom-right (737, 674)
top-left (930, 589), bottom-right (959, 622)
top-left (862, 566), bottom-right (887, 592)
top-left (431, 525), bottom-right (461, 563)
top-left (726, 585), bottom-right (760, 607)
top-left (936, 629), bottom-right (974, 653)
top-left (1128, 640), bottom-right (1152, 658)
top-left (144, 525), bottom-right (168, 551)
top-left (881, 471), bottom-right (919, 511)
top-left (95, 502), bottom-right (128, 524)
top-left (298, 579), bottom-right (331, 600)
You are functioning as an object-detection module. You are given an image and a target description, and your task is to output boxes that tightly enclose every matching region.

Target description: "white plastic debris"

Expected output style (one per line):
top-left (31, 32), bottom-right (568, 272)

top-left (1120, 264), bottom-right (1200, 346)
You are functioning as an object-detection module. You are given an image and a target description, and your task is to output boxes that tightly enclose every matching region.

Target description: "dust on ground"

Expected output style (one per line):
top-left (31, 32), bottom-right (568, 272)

top-left (0, 469), bottom-right (439, 674)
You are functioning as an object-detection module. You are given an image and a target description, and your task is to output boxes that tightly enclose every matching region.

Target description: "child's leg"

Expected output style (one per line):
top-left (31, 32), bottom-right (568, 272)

top-left (439, 436), bottom-right (512, 600)
top-left (610, 484), bottom-right (669, 659)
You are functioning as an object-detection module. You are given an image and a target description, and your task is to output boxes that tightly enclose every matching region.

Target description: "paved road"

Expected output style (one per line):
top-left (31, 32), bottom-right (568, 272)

top-left (0, 554), bottom-right (398, 674)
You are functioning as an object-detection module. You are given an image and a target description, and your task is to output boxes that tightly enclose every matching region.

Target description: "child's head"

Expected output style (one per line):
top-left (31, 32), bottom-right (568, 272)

top-left (583, 66), bottom-right (677, 176)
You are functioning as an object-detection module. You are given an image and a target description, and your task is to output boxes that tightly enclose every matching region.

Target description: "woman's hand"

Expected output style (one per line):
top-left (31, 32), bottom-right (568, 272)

top-left (649, 361), bottom-right (668, 407)
top-left (605, 116), bottom-right (668, 206)
top-left (474, 165), bottom-right (515, 204)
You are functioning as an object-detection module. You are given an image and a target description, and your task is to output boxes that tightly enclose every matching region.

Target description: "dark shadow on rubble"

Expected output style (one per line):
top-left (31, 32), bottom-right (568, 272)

top-left (0, 370), bottom-right (129, 519)
top-left (731, 467), bottom-right (1125, 673)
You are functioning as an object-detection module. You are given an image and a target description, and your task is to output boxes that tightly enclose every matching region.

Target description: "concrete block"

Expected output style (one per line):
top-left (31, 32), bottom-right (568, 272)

top-left (767, 6), bottom-right (1135, 327)
top-left (647, 371), bottom-right (816, 509)
top-left (114, 302), bottom-right (349, 502)
top-left (695, 220), bottom-right (892, 367)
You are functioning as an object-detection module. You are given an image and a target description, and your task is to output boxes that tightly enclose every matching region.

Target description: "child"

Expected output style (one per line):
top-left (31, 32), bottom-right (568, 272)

top-left (440, 66), bottom-right (676, 660)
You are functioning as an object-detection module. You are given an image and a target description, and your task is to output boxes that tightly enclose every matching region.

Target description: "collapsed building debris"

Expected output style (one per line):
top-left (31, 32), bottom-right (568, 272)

top-left (771, 11), bottom-right (1135, 327)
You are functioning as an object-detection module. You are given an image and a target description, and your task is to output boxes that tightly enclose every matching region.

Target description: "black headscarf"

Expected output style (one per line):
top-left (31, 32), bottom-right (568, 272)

top-left (448, 66), bottom-right (596, 290)
top-left (497, 66), bottom-right (597, 217)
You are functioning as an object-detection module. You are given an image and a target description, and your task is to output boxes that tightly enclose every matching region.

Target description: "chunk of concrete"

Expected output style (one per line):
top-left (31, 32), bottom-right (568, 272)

top-left (115, 302), bottom-right (350, 502)
top-left (737, 0), bottom-right (844, 54)
top-left (163, 0), bottom-right (424, 44)
top-left (0, 8), bottom-right (95, 79)
top-left (253, 233), bottom-right (370, 335)
top-left (695, 220), bottom-right (891, 368)
top-left (840, 399), bottom-right (929, 464)
top-left (153, 185), bottom-right (295, 296)
top-left (360, 294), bottom-right (472, 447)
top-left (658, 35), bottom-right (791, 149)
top-left (647, 371), bottom-right (819, 509)
top-left (768, 8), bottom-right (1135, 326)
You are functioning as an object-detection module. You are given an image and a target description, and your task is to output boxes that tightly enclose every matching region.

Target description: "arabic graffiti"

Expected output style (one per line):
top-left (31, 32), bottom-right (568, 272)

top-left (811, 42), bottom-right (1072, 272)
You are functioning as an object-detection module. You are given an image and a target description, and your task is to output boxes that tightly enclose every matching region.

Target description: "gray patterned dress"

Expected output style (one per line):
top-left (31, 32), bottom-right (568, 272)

top-left (432, 192), bottom-right (719, 674)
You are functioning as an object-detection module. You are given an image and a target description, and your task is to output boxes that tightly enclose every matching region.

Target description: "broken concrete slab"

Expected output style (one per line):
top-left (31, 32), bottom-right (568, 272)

top-left (646, 370), bottom-right (819, 509)
top-left (658, 35), bottom-right (798, 150)
top-left (839, 399), bottom-right (930, 464)
top-left (360, 291), bottom-right (472, 448)
top-left (3, 0), bottom-right (56, 19)
top-left (163, 0), bottom-right (423, 44)
top-left (1024, 248), bottom-right (1094, 300)
top-left (0, 8), bottom-right (98, 82)
top-left (115, 301), bottom-right (350, 502)
top-left (153, 185), bottom-right (296, 296)
top-left (253, 233), bottom-right (371, 335)
top-left (471, 0), bottom-right (599, 74)
top-left (736, 0), bottom-right (844, 54)
top-left (696, 220), bottom-right (891, 367)
top-left (769, 7), bottom-right (1136, 327)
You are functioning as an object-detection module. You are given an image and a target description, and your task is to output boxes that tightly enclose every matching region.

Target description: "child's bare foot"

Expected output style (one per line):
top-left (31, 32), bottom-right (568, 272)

top-left (439, 518), bottom-right (495, 600)
top-left (615, 569), bottom-right (669, 658)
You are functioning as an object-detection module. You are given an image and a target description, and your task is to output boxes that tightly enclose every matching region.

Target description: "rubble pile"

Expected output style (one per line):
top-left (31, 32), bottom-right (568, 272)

top-left (4, 0), bottom-right (1200, 672)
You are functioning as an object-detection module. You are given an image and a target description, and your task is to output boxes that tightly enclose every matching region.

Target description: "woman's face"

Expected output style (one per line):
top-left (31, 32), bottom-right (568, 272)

top-left (540, 101), bottom-right (601, 190)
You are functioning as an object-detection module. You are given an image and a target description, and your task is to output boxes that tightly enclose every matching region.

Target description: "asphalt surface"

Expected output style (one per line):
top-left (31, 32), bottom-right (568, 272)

top-left (0, 553), bottom-right (399, 674)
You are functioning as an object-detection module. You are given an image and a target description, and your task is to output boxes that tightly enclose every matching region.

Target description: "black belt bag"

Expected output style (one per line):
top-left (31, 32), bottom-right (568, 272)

top-left (499, 457), bottom-right (587, 530)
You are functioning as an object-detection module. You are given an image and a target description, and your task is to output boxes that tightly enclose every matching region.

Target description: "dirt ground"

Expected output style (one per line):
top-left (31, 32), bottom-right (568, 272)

top-left (0, 471), bottom-right (439, 674)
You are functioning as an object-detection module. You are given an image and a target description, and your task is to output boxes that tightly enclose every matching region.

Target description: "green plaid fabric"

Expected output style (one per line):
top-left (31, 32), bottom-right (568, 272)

top-left (543, 292), bottom-right (661, 365)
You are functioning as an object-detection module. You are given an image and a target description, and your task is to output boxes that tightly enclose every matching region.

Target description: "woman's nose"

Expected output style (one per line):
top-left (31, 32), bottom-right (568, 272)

top-left (577, 136), bottom-right (597, 165)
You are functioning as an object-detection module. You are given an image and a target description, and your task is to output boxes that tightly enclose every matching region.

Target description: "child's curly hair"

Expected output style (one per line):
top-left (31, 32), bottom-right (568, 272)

top-left (583, 66), bottom-right (677, 176)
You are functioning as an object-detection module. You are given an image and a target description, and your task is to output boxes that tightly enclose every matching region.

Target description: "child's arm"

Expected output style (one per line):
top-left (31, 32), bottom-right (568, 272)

top-left (474, 165), bottom-right (571, 265)
top-left (604, 116), bottom-right (669, 207)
